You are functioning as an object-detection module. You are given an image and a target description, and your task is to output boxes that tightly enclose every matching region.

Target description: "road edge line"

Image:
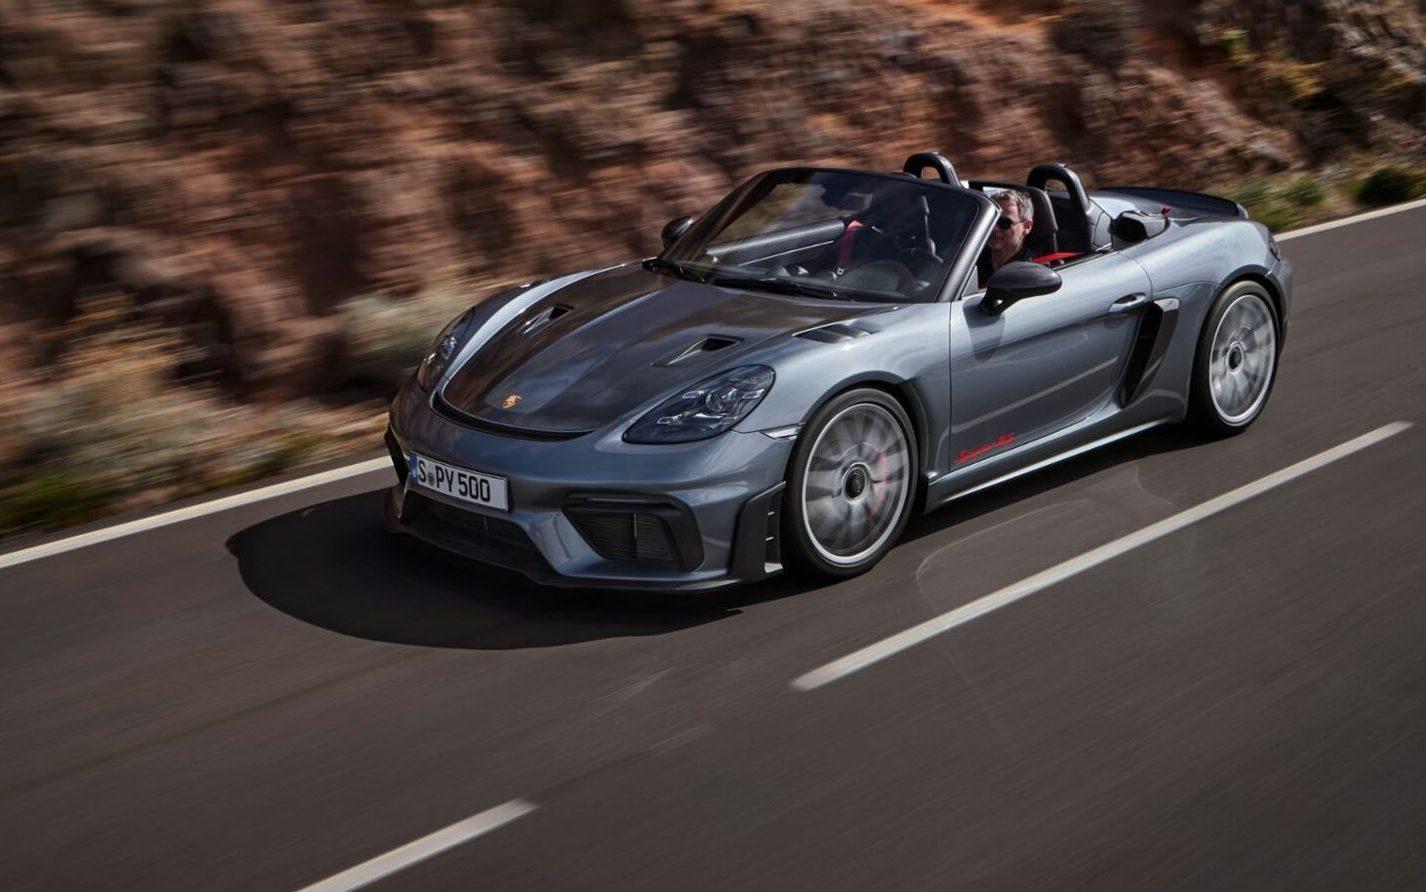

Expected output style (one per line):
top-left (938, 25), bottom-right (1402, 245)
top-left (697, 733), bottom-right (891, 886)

top-left (791, 421), bottom-right (1413, 692)
top-left (0, 458), bottom-right (390, 571)
top-left (1276, 197), bottom-right (1426, 241)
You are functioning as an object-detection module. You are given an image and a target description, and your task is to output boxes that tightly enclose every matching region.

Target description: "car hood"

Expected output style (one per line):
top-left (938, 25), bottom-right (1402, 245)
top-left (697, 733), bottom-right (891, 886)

top-left (439, 265), bottom-right (878, 434)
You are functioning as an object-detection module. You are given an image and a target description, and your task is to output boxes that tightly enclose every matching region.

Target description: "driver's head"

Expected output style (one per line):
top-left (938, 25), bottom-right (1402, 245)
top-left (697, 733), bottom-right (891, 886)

top-left (990, 190), bottom-right (1034, 262)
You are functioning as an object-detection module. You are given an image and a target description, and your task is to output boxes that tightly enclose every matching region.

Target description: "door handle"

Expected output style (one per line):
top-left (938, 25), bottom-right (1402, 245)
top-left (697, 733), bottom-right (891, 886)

top-left (1108, 293), bottom-right (1149, 314)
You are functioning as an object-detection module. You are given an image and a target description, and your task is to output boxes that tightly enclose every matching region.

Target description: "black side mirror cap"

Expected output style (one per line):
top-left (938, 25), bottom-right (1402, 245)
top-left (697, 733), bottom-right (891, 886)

top-left (982, 261), bottom-right (1062, 315)
top-left (661, 216), bottom-right (693, 250)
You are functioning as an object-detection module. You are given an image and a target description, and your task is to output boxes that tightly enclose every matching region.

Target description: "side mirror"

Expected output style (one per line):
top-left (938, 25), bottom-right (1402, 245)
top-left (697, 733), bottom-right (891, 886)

top-left (661, 216), bottom-right (693, 250)
top-left (982, 261), bottom-right (1062, 315)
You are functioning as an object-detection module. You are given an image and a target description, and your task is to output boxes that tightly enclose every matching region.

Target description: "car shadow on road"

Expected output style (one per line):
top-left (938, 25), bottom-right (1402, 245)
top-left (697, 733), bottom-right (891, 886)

top-left (230, 424), bottom-right (1216, 651)
top-left (227, 489), bottom-right (804, 650)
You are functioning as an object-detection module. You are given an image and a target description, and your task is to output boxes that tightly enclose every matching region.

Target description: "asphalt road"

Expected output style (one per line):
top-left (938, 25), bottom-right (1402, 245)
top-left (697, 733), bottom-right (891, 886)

top-left (3, 205), bottom-right (1424, 891)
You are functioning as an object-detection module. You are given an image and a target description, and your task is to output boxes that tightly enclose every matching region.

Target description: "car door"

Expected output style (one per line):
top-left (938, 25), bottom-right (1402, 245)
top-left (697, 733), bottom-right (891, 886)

top-left (949, 252), bottom-right (1152, 466)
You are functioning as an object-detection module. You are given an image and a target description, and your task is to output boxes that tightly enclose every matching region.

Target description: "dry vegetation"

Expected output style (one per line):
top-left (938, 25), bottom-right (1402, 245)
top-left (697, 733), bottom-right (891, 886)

top-left (0, 294), bottom-right (385, 534)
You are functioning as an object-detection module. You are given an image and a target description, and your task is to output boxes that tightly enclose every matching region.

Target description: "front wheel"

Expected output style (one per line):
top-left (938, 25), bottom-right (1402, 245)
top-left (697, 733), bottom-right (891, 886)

top-left (782, 389), bottom-right (917, 581)
top-left (1189, 281), bottom-right (1281, 435)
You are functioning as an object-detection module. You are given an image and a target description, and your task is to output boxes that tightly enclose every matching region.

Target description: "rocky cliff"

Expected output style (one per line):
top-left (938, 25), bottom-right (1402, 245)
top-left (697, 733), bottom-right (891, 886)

top-left (2, 0), bottom-right (1424, 405)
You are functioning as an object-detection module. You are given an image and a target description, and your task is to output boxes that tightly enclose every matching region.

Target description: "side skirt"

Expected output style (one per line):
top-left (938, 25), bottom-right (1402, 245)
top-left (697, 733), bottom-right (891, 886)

top-left (924, 418), bottom-right (1166, 509)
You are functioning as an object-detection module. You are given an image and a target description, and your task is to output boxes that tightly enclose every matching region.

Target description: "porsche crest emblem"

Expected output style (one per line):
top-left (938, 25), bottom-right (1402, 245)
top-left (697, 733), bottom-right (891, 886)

top-left (501, 393), bottom-right (522, 409)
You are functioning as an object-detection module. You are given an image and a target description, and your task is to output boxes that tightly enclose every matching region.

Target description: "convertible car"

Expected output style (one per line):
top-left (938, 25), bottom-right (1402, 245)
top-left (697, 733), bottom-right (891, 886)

top-left (384, 152), bottom-right (1291, 590)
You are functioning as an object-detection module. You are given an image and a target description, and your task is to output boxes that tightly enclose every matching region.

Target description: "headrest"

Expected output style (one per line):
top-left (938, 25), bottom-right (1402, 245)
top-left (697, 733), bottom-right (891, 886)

top-left (1028, 163), bottom-right (1111, 251)
top-left (902, 151), bottom-right (959, 185)
top-left (969, 181), bottom-right (1058, 256)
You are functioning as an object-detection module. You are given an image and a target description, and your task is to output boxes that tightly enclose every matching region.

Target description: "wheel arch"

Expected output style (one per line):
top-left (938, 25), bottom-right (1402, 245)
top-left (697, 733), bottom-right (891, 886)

top-left (778, 376), bottom-right (926, 578)
top-left (1240, 273), bottom-right (1284, 328)
top-left (1215, 267), bottom-right (1285, 343)
top-left (1187, 271), bottom-right (1283, 434)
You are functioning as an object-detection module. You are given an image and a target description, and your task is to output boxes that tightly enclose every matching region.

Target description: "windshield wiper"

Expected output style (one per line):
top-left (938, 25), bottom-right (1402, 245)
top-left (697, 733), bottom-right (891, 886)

top-left (642, 257), bottom-right (708, 282)
top-left (708, 275), bottom-right (848, 301)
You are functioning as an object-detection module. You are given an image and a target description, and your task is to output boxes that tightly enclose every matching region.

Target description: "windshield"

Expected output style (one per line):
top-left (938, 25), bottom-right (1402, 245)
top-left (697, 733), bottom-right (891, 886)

top-left (658, 169), bottom-right (983, 302)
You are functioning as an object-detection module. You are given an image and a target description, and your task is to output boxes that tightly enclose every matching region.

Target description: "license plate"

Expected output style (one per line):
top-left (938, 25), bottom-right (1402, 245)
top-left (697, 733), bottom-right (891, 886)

top-left (407, 453), bottom-right (509, 511)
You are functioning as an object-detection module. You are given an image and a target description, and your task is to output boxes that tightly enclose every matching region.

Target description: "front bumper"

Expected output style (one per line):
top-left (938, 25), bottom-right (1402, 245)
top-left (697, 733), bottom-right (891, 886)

top-left (383, 380), bottom-right (794, 591)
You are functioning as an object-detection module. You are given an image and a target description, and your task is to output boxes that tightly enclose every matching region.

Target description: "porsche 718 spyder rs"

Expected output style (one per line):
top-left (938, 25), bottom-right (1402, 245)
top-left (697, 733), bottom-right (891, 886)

top-left (384, 152), bottom-right (1291, 591)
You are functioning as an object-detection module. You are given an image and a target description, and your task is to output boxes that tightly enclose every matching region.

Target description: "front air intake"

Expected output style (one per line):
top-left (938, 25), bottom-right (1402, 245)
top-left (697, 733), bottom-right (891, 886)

top-left (563, 495), bottom-right (703, 568)
top-left (566, 510), bottom-right (680, 563)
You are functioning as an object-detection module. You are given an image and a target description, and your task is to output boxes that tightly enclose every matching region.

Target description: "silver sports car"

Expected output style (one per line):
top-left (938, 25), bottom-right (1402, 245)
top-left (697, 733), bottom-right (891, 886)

top-left (384, 152), bottom-right (1291, 591)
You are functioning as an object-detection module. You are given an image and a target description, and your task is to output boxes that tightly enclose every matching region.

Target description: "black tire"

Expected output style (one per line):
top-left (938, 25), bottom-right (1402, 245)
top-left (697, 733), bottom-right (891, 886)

top-left (781, 388), bottom-right (918, 581)
top-left (1188, 280), bottom-right (1281, 436)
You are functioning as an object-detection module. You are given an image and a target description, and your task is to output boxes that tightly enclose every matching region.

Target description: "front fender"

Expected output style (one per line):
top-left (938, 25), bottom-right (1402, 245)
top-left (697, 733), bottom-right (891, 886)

top-left (733, 302), bottom-right (951, 472)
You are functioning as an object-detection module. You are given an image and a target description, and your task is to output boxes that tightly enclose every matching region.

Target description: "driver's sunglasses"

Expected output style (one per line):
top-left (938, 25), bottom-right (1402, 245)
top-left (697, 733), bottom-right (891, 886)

top-left (995, 217), bottom-right (1029, 230)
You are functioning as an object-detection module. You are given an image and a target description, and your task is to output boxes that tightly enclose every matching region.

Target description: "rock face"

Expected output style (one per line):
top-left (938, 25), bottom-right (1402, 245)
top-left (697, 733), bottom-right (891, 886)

top-left (0, 0), bottom-right (1422, 400)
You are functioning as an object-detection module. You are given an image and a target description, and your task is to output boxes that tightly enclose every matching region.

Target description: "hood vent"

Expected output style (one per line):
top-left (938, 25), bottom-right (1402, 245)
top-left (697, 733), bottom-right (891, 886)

top-left (797, 322), bottom-right (873, 343)
top-left (519, 304), bottom-right (572, 337)
top-left (655, 335), bottom-right (742, 367)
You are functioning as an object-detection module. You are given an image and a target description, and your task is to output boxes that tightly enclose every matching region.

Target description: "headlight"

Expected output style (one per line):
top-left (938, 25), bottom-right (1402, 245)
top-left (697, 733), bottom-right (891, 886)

top-left (415, 308), bottom-right (478, 391)
top-left (624, 365), bottom-right (774, 444)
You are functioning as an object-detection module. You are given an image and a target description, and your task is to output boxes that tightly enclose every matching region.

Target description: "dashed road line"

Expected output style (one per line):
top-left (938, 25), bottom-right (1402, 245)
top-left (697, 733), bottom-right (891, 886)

top-left (295, 799), bottom-right (537, 892)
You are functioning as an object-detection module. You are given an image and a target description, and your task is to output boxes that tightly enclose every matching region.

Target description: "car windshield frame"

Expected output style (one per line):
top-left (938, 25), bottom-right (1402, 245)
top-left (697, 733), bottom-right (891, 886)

top-left (657, 167), bottom-right (992, 304)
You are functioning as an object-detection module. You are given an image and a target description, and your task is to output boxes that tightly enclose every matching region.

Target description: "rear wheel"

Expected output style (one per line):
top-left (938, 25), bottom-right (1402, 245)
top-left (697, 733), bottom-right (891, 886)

top-left (1189, 281), bottom-right (1280, 435)
top-left (782, 389), bottom-right (917, 580)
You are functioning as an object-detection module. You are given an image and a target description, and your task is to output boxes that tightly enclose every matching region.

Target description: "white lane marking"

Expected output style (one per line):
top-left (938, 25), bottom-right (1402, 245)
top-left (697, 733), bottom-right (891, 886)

top-left (0, 459), bottom-right (390, 572)
top-left (296, 800), bottom-right (537, 892)
top-left (792, 421), bottom-right (1412, 692)
top-left (1277, 197), bottom-right (1426, 241)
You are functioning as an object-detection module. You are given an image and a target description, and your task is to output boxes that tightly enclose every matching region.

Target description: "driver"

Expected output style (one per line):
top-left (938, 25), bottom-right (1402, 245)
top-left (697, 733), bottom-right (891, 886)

top-left (988, 190), bottom-right (1035, 272)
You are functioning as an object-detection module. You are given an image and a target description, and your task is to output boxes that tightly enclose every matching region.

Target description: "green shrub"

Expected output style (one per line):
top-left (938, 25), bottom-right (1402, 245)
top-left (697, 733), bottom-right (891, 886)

top-left (1355, 166), bottom-right (1424, 207)
top-left (1229, 179), bottom-right (1271, 209)
top-left (1253, 204), bottom-right (1298, 233)
top-left (1226, 179), bottom-right (1297, 232)
top-left (0, 471), bottom-right (114, 535)
top-left (1281, 177), bottom-right (1326, 209)
top-left (1217, 26), bottom-right (1252, 66)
